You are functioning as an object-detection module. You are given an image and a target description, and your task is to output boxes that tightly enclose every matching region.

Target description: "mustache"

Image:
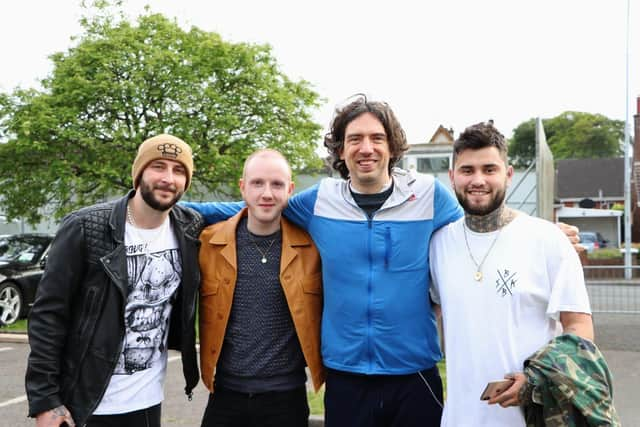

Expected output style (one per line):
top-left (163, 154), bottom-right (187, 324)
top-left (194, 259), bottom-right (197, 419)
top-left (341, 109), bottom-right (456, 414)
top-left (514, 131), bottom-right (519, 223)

top-left (153, 184), bottom-right (177, 193)
top-left (466, 185), bottom-right (490, 191)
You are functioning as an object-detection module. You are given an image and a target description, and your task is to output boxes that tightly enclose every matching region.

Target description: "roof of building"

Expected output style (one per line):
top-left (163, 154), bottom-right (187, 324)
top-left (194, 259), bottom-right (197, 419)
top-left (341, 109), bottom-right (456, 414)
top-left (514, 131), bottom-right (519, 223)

top-left (556, 158), bottom-right (624, 200)
top-left (406, 125), bottom-right (454, 156)
top-left (427, 125), bottom-right (454, 145)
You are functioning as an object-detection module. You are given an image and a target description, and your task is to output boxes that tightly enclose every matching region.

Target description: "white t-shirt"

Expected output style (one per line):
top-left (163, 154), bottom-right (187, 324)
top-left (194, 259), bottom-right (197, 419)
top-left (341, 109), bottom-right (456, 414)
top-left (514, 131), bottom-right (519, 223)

top-left (93, 217), bottom-right (181, 415)
top-left (429, 214), bottom-right (591, 427)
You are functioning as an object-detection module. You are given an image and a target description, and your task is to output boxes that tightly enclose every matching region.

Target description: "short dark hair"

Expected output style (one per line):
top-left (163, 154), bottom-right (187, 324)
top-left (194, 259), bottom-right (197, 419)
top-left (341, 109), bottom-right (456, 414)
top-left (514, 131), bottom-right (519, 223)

top-left (324, 94), bottom-right (409, 179)
top-left (452, 121), bottom-right (508, 166)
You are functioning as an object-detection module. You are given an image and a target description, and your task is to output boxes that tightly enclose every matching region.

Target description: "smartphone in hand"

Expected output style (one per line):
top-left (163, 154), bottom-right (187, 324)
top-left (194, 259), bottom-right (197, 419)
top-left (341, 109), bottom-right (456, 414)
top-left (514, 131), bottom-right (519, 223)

top-left (480, 378), bottom-right (515, 401)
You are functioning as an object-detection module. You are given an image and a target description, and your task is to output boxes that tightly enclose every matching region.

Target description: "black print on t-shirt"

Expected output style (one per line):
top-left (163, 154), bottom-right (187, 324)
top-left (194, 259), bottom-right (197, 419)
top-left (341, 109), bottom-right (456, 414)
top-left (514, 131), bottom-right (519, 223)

top-left (113, 248), bottom-right (181, 375)
top-left (495, 268), bottom-right (518, 297)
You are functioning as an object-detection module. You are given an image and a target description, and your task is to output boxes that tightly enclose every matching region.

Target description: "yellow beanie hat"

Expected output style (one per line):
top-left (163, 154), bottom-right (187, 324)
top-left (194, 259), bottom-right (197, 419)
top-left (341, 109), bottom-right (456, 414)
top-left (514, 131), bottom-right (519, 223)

top-left (131, 134), bottom-right (194, 190)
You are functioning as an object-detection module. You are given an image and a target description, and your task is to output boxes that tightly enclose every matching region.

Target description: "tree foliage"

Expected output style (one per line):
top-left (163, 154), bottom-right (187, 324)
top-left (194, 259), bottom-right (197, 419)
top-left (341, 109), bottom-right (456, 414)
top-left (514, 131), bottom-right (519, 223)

top-left (508, 112), bottom-right (625, 168)
top-left (0, 2), bottom-right (323, 224)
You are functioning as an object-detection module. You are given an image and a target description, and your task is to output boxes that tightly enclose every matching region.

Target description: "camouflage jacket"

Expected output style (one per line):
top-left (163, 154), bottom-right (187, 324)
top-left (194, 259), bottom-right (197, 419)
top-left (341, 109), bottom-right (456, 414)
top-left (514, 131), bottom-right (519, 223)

top-left (520, 334), bottom-right (620, 427)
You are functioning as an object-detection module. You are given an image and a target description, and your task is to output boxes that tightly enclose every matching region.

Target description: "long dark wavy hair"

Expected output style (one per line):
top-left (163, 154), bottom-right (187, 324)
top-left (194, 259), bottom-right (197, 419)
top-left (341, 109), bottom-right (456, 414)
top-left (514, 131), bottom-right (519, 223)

top-left (324, 94), bottom-right (409, 179)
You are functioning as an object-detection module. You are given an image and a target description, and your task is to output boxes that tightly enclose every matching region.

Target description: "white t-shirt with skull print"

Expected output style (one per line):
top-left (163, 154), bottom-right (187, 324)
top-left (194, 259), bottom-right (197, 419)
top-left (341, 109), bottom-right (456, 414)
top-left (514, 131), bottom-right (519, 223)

top-left (93, 216), bottom-right (181, 415)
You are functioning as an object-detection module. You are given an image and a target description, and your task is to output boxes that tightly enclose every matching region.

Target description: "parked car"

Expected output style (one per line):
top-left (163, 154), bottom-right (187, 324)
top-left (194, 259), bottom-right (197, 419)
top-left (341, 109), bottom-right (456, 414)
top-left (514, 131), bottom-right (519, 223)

top-left (578, 231), bottom-right (608, 253)
top-left (0, 233), bottom-right (53, 326)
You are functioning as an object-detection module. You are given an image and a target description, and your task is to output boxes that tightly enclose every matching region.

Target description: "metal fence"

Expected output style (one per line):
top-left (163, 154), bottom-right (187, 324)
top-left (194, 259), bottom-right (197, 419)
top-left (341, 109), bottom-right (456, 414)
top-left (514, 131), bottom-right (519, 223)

top-left (584, 266), bottom-right (640, 314)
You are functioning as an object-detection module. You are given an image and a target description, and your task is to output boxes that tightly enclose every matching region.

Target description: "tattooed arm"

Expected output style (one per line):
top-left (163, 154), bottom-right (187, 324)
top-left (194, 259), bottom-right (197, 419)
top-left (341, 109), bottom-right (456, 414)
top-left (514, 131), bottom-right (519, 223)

top-left (35, 405), bottom-right (75, 427)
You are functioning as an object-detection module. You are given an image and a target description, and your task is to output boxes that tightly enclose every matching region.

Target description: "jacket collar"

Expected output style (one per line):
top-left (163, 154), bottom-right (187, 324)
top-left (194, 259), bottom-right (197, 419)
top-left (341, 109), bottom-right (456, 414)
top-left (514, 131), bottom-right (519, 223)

top-left (108, 190), bottom-right (135, 243)
top-left (108, 189), bottom-right (195, 243)
top-left (339, 167), bottom-right (418, 211)
top-left (207, 207), bottom-right (312, 270)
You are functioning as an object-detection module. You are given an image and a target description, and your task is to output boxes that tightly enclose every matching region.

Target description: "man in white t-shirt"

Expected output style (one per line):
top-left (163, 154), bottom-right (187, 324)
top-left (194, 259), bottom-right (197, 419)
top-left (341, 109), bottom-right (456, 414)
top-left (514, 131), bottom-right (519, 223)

top-left (26, 134), bottom-right (203, 427)
top-left (429, 121), bottom-right (594, 427)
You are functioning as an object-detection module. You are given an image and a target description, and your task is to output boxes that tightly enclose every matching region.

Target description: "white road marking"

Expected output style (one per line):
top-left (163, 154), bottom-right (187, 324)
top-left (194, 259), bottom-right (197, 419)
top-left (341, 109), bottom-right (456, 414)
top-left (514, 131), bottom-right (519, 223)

top-left (0, 347), bottom-right (199, 408)
top-left (0, 395), bottom-right (27, 408)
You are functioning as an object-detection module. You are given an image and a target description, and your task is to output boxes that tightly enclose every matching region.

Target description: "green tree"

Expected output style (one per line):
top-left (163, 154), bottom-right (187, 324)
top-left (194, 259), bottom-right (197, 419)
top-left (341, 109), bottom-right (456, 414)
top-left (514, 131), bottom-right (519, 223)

top-left (508, 112), bottom-right (625, 168)
top-left (508, 118), bottom-right (537, 168)
top-left (0, 2), bottom-right (323, 224)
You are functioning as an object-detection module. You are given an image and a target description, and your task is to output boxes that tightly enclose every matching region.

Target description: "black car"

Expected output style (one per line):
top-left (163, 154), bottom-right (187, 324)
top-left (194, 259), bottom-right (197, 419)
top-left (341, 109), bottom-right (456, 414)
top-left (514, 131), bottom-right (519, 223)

top-left (0, 233), bottom-right (53, 326)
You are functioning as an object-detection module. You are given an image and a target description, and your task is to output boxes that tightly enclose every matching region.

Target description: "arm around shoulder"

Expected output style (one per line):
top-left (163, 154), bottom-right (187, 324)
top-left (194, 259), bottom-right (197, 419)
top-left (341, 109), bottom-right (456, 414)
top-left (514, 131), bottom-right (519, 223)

top-left (433, 179), bottom-right (463, 230)
top-left (556, 222), bottom-right (585, 254)
top-left (180, 200), bottom-right (244, 226)
top-left (282, 185), bottom-right (318, 230)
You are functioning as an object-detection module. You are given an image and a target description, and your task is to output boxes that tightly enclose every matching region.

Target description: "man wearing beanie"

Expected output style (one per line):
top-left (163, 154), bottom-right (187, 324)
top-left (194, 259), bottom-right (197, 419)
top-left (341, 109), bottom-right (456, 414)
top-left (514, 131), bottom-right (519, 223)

top-left (26, 134), bottom-right (203, 427)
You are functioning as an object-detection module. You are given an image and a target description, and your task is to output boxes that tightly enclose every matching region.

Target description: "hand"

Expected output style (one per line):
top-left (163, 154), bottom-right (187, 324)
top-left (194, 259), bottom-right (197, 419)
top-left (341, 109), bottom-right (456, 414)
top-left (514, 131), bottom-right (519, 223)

top-left (488, 372), bottom-right (526, 407)
top-left (556, 222), bottom-right (583, 252)
top-left (35, 405), bottom-right (75, 427)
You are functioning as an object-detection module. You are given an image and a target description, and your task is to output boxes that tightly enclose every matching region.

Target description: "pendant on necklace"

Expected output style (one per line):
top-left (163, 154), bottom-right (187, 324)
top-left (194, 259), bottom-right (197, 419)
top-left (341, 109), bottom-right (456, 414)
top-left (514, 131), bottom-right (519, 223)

top-left (261, 257), bottom-right (267, 264)
top-left (474, 271), bottom-right (483, 281)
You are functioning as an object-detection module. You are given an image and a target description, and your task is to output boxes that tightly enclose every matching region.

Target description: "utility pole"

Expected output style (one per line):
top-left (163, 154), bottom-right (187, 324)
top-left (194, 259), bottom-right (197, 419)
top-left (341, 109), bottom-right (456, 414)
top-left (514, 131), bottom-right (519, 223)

top-left (623, 0), bottom-right (632, 279)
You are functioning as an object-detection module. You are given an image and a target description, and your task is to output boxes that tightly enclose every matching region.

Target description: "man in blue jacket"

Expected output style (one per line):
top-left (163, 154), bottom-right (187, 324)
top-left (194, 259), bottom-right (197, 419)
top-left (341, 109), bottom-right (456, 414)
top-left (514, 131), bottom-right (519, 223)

top-left (186, 95), bottom-right (461, 426)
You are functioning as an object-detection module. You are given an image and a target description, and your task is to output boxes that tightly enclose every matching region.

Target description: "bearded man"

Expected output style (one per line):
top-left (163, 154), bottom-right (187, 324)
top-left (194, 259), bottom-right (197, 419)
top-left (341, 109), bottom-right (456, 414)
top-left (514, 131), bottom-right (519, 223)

top-left (26, 134), bottom-right (203, 427)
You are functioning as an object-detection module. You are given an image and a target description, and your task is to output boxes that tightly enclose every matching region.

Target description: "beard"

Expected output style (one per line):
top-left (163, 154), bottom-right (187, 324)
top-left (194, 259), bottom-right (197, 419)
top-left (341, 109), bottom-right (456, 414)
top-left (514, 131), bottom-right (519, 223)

top-left (139, 178), bottom-right (183, 212)
top-left (455, 184), bottom-right (507, 216)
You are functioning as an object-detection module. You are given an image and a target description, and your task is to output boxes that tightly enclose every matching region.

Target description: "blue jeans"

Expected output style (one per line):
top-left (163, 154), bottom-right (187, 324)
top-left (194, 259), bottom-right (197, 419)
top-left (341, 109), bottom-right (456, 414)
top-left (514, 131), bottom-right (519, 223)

top-left (200, 386), bottom-right (309, 427)
top-left (324, 366), bottom-right (444, 427)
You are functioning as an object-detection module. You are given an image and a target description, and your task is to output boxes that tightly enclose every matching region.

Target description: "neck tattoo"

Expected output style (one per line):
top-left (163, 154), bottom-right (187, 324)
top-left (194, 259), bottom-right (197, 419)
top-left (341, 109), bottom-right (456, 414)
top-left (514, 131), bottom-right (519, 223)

top-left (252, 238), bottom-right (276, 264)
top-left (465, 205), bottom-right (516, 233)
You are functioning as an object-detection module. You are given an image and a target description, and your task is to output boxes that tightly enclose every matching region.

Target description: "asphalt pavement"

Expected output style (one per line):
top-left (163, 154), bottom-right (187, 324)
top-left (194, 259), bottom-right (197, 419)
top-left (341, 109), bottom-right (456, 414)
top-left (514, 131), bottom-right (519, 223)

top-left (592, 312), bottom-right (640, 426)
top-left (0, 337), bottom-right (323, 427)
top-left (1, 311), bottom-right (638, 426)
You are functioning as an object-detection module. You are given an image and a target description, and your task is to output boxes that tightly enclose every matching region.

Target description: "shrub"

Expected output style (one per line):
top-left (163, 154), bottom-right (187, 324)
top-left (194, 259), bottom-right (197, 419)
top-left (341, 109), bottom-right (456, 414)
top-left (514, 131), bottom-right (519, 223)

top-left (587, 248), bottom-right (622, 260)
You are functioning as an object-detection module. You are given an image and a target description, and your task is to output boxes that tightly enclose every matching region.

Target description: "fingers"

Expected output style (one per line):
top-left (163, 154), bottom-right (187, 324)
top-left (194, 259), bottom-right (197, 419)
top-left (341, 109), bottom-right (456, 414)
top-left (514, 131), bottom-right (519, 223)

top-left (35, 405), bottom-right (76, 427)
top-left (557, 222), bottom-right (580, 244)
top-left (65, 413), bottom-right (76, 427)
top-left (488, 373), bottom-right (526, 407)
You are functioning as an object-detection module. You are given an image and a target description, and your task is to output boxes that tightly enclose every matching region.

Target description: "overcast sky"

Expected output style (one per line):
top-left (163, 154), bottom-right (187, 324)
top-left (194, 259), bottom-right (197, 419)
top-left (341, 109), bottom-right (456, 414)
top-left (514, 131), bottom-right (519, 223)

top-left (1, 0), bottom-right (638, 143)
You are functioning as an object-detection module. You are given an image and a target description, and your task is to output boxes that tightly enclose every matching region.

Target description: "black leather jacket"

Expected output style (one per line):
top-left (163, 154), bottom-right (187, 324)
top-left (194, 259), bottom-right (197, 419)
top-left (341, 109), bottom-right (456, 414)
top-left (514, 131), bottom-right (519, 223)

top-left (25, 191), bottom-right (203, 426)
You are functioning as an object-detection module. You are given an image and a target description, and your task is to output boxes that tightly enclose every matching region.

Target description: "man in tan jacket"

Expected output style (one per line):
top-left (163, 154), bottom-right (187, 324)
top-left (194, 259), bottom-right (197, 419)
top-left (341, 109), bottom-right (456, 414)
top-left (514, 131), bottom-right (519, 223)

top-left (198, 149), bottom-right (324, 427)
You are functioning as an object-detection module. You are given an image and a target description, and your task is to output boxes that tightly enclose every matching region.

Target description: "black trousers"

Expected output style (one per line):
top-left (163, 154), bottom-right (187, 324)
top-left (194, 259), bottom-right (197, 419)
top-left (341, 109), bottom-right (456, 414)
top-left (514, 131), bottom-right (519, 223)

top-left (324, 366), bottom-right (444, 427)
top-left (200, 386), bottom-right (309, 427)
top-left (86, 403), bottom-right (161, 427)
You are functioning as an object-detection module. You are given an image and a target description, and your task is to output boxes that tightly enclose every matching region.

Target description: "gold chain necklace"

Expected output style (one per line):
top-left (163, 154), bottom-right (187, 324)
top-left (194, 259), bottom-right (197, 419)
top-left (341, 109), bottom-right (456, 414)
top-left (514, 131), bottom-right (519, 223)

top-left (126, 204), bottom-right (137, 227)
top-left (462, 221), bottom-right (502, 282)
top-left (251, 238), bottom-right (276, 264)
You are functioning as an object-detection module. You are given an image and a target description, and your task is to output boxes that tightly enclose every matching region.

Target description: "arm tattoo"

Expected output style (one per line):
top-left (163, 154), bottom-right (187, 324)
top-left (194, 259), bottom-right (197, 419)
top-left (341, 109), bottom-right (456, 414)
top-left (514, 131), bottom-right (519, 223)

top-left (52, 405), bottom-right (68, 417)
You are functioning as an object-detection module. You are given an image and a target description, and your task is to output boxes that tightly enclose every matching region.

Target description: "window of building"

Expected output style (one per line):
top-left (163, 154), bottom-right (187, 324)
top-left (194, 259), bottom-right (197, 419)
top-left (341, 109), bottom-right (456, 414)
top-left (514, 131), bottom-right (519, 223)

top-left (417, 156), bottom-right (450, 174)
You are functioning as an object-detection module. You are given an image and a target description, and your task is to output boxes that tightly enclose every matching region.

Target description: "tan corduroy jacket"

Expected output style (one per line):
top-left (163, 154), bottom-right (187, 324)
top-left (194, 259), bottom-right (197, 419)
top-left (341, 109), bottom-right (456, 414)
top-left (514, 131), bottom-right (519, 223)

top-left (198, 208), bottom-right (325, 393)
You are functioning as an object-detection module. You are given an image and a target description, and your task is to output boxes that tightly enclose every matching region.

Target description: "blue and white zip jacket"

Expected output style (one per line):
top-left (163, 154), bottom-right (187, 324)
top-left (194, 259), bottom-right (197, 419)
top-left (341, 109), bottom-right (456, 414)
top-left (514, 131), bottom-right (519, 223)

top-left (185, 168), bottom-right (462, 375)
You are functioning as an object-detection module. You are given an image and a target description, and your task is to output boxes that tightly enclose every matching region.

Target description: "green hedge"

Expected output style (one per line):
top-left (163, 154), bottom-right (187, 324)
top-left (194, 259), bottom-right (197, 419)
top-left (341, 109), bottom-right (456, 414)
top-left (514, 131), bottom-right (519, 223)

top-left (587, 248), bottom-right (623, 260)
